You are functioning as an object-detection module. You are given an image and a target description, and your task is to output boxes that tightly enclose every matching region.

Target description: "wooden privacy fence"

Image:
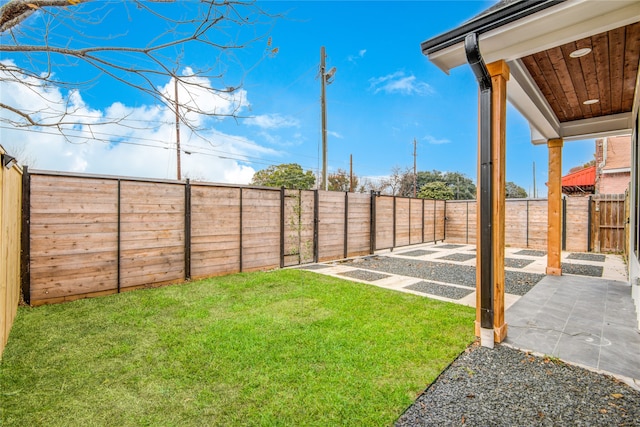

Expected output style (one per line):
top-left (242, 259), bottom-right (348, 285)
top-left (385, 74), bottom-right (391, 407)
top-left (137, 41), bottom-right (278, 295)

top-left (444, 197), bottom-right (603, 253)
top-left (1, 148), bottom-right (22, 358)
top-left (23, 171), bottom-right (446, 306)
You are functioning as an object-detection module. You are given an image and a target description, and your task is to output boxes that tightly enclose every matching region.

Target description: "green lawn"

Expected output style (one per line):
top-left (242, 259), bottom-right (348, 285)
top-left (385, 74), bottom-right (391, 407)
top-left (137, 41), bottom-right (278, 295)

top-left (0, 269), bottom-right (474, 426)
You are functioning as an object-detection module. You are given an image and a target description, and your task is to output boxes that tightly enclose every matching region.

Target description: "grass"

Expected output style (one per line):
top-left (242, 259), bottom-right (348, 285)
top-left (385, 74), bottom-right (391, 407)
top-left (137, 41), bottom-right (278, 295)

top-left (0, 269), bottom-right (474, 426)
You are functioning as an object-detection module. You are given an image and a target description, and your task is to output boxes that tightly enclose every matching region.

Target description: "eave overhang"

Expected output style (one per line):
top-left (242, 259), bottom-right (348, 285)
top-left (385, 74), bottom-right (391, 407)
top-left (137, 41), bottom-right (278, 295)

top-left (421, 0), bottom-right (640, 144)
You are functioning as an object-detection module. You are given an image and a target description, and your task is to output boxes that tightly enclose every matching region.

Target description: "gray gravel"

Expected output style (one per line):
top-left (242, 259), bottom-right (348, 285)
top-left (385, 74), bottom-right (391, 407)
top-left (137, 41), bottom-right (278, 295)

top-left (405, 281), bottom-right (474, 299)
top-left (514, 249), bottom-right (547, 257)
top-left (338, 269), bottom-right (390, 282)
top-left (505, 257), bottom-right (535, 269)
top-left (434, 244), bottom-right (466, 249)
top-left (340, 256), bottom-right (544, 296)
top-left (437, 253), bottom-right (476, 262)
top-left (562, 262), bottom-right (604, 277)
top-left (568, 253), bottom-right (606, 262)
top-left (396, 344), bottom-right (640, 426)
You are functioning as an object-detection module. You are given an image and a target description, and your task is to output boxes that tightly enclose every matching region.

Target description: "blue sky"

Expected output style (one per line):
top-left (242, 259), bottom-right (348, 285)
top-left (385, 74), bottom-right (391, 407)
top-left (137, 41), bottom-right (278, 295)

top-left (0, 1), bottom-right (597, 196)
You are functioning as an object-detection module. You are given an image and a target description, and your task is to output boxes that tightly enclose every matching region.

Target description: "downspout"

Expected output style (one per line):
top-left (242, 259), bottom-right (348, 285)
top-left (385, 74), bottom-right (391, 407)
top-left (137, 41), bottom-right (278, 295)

top-left (464, 33), bottom-right (494, 348)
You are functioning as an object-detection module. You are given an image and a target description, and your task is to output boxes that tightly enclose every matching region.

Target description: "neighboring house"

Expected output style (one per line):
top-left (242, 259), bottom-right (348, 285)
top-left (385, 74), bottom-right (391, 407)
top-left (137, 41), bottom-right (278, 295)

top-left (595, 135), bottom-right (631, 195)
top-left (561, 165), bottom-right (595, 195)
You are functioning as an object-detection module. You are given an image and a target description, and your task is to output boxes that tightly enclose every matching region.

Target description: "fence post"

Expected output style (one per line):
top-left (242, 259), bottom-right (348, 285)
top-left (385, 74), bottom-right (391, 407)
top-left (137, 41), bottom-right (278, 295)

top-left (369, 191), bottom-right (376, 254)
top-left (433, 199), bottom-right (436, 243)
top-left (443, 200), bottom-right (447, 241)
top-left (20, 166), bottom-right (30, 305)
top-left (586, 196), bottom-right (591, 252)
top-left (280, 186), bottom-right (285, 268)
top-left (392, 196), bottom-right (397, 249)
top-left (314, 189), bottom-right (319, 262)
top-left (526, 199), bottom-right (529, 248)
top-left (422, 198), bottom-right (425, 243)
top-left (239, 188), bottom-right (243, 272)
top-left (562, 196), bottom-right (567, 251)
top-left (344, 192), bottom-right (349, 258)
top-left (117, 179), bottom-right (121, 292)
top-left (184, 179), bottom-right (191, 281)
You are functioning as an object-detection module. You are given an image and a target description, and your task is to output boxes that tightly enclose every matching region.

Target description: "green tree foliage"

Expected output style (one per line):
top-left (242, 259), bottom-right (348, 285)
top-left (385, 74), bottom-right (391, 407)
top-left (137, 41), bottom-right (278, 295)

top-left (418, 181), bottom-right (455, 200)
top-left (400, 170), bottom-right (476, 199)
top-left (505, 181), bottom-right (528, 198)
top-left (250, 163), bottom-right (316, 189)
top-left (328, 168), bottom-right (359, 192)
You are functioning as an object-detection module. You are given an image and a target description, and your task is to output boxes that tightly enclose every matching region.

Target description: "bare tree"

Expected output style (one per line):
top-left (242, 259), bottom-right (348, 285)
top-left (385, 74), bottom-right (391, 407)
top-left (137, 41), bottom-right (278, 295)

top-left (0, 0), bottom-right (278, 137)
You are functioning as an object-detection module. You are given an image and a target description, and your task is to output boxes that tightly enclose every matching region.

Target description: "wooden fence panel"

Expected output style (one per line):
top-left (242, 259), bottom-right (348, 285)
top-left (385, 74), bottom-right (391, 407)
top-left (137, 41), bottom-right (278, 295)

top-left (191, 186), bottom-right (241, 278)
top-left (505, 200), bottom-right (527, 248)
top-left (423, 200), bottom-right (436, 243)
top-left (30, 175), bottom-right (119, 304)
top-left (526, 200), bottom-right (547, 249)
top-left (375, 196), bottom-right (394, 250)
top-left (409, 198), bottom-right (423, 245)
top-left (347, 193), bottom-right (371, 257)
top-left (436, 200), bottom-right (446, 241)
top-left (120, 181), bottom-right (184, 289)
top-left (443, 201), bottom-right (467, 243)
top-left (241, 189), bottom-right (280, 271)
top-left (318, 191), bottom-right (345, 262)
top-left (395, 198), bottom-right (410, 247)
top-left (0, 156), bottom-right (22, 357)
top-left (565, 197), bottom-right (589, 252)
top-left (591, 194), bottom-right (626, 253)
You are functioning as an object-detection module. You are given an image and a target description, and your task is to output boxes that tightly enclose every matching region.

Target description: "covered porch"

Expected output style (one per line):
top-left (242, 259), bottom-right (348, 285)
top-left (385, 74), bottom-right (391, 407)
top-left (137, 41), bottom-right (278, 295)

top-left (421, 0), bottom-right (640, 342)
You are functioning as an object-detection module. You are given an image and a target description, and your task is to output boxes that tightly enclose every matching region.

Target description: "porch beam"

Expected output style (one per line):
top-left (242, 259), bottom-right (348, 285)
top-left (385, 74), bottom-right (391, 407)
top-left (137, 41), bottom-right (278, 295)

top-left (547, 138), bottom-right (564, 275)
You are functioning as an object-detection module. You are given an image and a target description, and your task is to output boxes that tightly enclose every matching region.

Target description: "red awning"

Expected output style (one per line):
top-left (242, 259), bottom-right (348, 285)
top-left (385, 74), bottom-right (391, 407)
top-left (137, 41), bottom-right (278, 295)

top-left (561, 166), bottom-right (595, 194)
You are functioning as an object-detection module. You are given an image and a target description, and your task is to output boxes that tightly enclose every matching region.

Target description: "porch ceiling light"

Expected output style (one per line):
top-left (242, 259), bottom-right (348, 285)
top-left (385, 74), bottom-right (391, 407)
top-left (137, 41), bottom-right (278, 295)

top-left (569, 47), bottom-right (592, 58)
top-left (583, 99), bottom-right (599, 105)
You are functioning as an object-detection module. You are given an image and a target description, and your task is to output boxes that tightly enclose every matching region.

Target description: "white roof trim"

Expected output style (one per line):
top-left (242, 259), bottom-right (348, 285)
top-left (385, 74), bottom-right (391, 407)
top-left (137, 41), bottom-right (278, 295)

top-left (427, 0), bottom-right (640, 73)
top-left (530, 113), bottom-right (634, 145)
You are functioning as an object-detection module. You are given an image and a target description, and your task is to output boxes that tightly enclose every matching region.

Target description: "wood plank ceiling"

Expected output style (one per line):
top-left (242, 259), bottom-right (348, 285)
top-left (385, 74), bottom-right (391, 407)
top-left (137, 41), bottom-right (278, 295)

top-left (521, 21), bottom-right (640, 123)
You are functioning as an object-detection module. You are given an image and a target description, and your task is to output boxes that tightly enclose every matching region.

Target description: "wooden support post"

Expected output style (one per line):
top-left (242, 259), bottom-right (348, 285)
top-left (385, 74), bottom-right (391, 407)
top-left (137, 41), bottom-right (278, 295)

top-left (475, 60), bottom-right (509, 342)
top-left (547, 138), bottom-right (563, 275)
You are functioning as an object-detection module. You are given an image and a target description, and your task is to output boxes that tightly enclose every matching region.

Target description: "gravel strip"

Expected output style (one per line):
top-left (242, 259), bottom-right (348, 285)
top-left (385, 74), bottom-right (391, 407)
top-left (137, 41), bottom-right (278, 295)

top-left (396, 344), bottom-right (640, 426)
top-left (434, 244), bottom-right (466, 249)
top-left (340, 257), bottom-right (544, 296)
top-left (405, 281), bottom-right (474, 299)
top-left (505, 257), bottom-right (535, 269)
top-left (567, 253), bottom-right (606, 262)
top-left (514, 249), bottom-right (546, 257)
top-left (398, 249), bottom-right (439, 257)
top-left (298, 264), bottom-right (332, 270)
top-left (562, 262), bottom-right (604, 277)
top-left (437, 253), bottom-right (476, 262)
top-left (338, 269), bottom-right (391, 282)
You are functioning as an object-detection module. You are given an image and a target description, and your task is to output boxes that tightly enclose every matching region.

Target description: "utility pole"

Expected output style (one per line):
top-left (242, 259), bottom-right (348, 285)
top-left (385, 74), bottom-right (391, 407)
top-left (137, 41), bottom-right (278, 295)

top-left (349, 154), bottom-right (353, 192)
top-left (413, 138), bottom-right (417, 198)
top-left (175, 77), bottom-right (181, 181)
top-left (320, 46), bottom-right (336, 191)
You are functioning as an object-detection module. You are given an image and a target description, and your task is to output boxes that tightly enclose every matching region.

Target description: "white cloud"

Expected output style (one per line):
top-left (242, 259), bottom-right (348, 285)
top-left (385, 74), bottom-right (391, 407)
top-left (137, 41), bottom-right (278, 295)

top-left (369, 71), bottom-right (433, 96)
top-left (347, 49), bottom-right (367, 63)
top-left (244, 113), bottom-right (300, 129)
top-left (0, 64), bottom-right (279, 185)
top-left (424, 135), bottom-right (451, 145)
